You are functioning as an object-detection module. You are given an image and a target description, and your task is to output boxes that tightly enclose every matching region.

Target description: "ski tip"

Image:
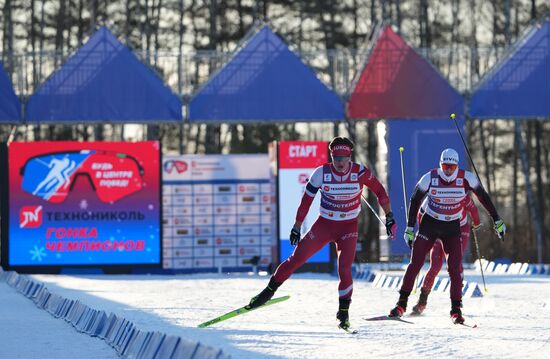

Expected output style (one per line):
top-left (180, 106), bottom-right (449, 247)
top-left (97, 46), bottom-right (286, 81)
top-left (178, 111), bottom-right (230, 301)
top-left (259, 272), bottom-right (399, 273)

top-left (454, 321), bottom-right (478, 328)
top-left (363, 316), bottom-right (414, 324)
top-left (338, 325), bottom-right (358, 334)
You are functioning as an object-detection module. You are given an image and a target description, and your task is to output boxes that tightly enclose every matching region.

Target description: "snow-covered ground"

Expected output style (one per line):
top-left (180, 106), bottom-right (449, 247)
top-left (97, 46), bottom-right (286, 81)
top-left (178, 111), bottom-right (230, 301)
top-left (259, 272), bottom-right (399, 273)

top-left (0, 281), bottom-right (116, 359)
top-left (2, 270), bottom-right (550, 358)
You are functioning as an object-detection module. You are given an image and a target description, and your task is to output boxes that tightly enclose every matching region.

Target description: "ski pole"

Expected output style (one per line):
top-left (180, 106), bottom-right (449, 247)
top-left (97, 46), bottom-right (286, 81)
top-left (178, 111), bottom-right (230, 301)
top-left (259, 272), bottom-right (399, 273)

top-left (361, 194), bottom-right (384, 226)
top-left (400, 147), bottom-right (419, 292)
top-left (449, 114), bottom-right (485, 191)
top-left (399, 147), bottom-right (408, 222)
top-left (450, 113), bottom-right (492, 286)
top-left (471, 228), bottom-right (488, 292)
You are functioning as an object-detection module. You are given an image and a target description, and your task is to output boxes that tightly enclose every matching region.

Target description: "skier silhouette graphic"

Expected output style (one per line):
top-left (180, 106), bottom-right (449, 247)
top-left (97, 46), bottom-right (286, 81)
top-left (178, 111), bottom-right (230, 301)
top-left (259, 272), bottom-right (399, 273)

top-left (32, 157), bottom-right (76, 200)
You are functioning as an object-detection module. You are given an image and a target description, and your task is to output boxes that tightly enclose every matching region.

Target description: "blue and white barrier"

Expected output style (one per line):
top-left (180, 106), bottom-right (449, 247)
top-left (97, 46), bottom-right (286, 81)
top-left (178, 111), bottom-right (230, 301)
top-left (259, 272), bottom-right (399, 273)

top-left (0, 267), bottom-right (230, 359)
top-left (473, 259), bottom-right (550, 276)
top-left (353, 264), bottom-right (484, 298)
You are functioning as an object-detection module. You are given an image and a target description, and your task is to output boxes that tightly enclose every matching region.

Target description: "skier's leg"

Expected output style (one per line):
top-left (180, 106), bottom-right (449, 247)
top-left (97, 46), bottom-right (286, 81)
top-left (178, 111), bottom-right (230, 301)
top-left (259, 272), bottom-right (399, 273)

top-left (273, 219), bottom-right (332, 284)
top-left (442, 233), bottom-right (463, 303)
top-left (390, 223), bottom-right (435, 316)
top-left (334, 221), bottom-right (358, 328)
top-left (422, 240), bottom-right (444, 292)
top-left (399, 232), bottom-right (435, 295)
top-left (335, 228), bottom-right (358, 300)
top-left (441, 224), bottom-right (464, 323)
top-left (459, 223), bottom-right (471, 274)
top-left (412, 239), bottom-right (444, 314)
top-left (248, 218), bottom-right (331, 308)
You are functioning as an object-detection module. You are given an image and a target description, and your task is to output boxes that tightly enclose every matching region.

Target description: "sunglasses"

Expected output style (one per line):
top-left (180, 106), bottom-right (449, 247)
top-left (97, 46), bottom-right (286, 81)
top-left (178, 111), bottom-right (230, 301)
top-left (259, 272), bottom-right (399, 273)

top-left (20, 150), bottom-right (144, 203)
top-left (332, 156), bottom-right (351, 161)
top-left (441, 163), bottom-right (458, 171)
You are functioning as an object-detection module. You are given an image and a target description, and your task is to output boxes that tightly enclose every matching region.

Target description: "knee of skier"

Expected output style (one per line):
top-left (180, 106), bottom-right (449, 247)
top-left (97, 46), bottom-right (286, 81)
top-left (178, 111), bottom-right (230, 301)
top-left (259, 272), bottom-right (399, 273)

top-left (447, 265), bottom-right (461, 279)
top-left (338, 266), bottom-right (352, 281)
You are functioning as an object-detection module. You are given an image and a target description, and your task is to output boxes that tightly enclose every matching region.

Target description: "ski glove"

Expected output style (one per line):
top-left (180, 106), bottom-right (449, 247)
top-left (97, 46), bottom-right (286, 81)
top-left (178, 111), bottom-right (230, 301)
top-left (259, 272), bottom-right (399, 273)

top-left (494, 219), bottom-right (506, 241)
top-left (385, 212), bottom-right (397, 240)
top-left (290, 227), bottom-right (301, 246)
top-left (404, 226), bottom-right (415, 249)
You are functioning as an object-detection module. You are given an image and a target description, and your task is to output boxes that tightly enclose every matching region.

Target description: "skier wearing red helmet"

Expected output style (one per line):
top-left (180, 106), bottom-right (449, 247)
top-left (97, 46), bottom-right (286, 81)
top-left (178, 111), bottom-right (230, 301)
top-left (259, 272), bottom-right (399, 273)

top-left (248, 137), bottom-right (396, 331)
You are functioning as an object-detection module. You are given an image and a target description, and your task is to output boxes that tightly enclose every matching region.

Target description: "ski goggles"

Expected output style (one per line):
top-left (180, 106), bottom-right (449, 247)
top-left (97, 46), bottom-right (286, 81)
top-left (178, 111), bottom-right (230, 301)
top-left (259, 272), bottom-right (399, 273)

top-left (332, 155), bottom-right (351, 162)
top-left (441, 163), bottom-right (458, 172)
top-left (20, 150), bottom-right (144, 203)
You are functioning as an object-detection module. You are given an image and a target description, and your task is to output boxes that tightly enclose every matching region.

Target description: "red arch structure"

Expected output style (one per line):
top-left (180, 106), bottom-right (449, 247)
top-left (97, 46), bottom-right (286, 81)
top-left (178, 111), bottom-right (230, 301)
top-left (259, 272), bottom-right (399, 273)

top-left (348, 25), bottom-right (462, 120)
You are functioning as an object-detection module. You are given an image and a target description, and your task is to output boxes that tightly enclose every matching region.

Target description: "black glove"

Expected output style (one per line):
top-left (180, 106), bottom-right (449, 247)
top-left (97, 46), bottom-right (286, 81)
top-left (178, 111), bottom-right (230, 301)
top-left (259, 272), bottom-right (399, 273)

top-left (385, 211), bottom-right (397, 240)
top-left (290, 227), bottom-right (301, 246)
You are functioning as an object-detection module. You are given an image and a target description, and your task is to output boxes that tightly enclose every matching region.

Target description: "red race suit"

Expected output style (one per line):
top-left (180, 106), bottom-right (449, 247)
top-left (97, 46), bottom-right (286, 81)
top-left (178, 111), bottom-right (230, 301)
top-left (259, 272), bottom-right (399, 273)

top-left (401, 168), bottom-right (498, 302)
top-left (273, 162), bottom-right (390, 300)
top-left (419, 194), bottom-right (481, 292)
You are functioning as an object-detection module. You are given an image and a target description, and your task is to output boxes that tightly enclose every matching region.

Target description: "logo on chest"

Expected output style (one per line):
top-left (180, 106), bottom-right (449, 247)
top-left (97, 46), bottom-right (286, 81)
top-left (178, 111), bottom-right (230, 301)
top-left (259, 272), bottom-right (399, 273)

top-left (350, 173), bottom-right (357, 181)
top-left (430, 187), bottom-right (466, 198)
top-left (456, 178), bottom-right (463, 186)
top-left (324, 173), bottom-right (332, 182)
top-left (431, 178), bottom-right (439, 186)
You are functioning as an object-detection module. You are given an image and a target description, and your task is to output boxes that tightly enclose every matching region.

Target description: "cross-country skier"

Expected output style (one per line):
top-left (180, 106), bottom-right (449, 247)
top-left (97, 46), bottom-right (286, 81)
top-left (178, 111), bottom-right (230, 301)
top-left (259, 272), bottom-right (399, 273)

top-left (389, 148), bottom-right (506, 324)
top-left (247, 136), bottom-right (397, 330)
top-left (411, 194), bottom-right (481, 315)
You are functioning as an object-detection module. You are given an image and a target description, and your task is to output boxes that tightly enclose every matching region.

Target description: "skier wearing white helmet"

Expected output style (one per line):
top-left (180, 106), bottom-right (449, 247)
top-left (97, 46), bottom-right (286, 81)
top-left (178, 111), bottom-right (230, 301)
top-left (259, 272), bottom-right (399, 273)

top-left (412, 193), bottom-right (480, 315)
top-left (438, 148), bottom-right (460, 182)
top-left (388, 148), bottom-right (506, 325)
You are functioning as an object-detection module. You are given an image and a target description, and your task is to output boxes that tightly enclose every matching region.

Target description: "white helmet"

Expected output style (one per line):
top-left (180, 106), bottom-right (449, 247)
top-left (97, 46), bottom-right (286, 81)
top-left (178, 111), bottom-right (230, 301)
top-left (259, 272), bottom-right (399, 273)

top-left (440, 148), bottom-right (459, 165)
top-left (438, 148), bottom-right (459, 182)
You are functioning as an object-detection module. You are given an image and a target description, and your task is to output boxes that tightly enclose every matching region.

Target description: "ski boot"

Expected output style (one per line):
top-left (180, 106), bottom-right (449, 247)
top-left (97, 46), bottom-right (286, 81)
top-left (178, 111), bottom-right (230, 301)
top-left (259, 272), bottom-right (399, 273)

top-left (389, 305), bottom-right (405, 317)
top-left (336, 298), bottom-right (351, 330)
top-left (450, 300), bottom-right (465, 324)
top-left (247, 278), bottom-right (280, 309)
top-left (389, 290), bottom-right (409, 317)
top-left (412, 288), bottom-right (430, 315)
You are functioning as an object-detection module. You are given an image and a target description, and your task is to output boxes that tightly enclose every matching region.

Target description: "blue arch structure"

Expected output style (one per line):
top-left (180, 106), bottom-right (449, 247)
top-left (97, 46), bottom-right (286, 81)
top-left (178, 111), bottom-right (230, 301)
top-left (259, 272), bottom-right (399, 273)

top-left (25, 27), bottom-right (181, 123)
top-left (0, 61), bottom-right (21, 123)
top-left (470, 21), bottom-right (550, 119)
top-left (189, 25), bottom-right (344, 123)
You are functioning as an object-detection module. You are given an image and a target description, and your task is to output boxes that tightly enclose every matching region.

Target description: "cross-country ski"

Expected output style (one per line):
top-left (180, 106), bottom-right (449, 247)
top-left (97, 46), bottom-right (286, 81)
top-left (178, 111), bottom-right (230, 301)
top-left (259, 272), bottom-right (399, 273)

top-left (198, 296), bottom-right (290, 328)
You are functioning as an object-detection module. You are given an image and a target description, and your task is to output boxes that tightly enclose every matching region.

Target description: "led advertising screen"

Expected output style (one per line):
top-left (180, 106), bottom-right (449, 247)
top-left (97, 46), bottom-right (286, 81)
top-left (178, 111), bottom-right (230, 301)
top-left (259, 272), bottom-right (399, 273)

top-left (1, 141), bottom-right (161, 269)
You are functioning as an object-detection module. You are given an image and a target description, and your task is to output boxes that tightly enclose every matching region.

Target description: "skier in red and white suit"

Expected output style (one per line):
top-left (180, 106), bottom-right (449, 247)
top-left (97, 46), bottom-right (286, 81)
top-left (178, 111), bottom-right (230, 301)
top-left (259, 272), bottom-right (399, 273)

top-left (389, 148), bottom-right (506, 324)
top-left (411, 194), bottom-right (481, 314)
top-left (248, 137), bottom-right (396, 330)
